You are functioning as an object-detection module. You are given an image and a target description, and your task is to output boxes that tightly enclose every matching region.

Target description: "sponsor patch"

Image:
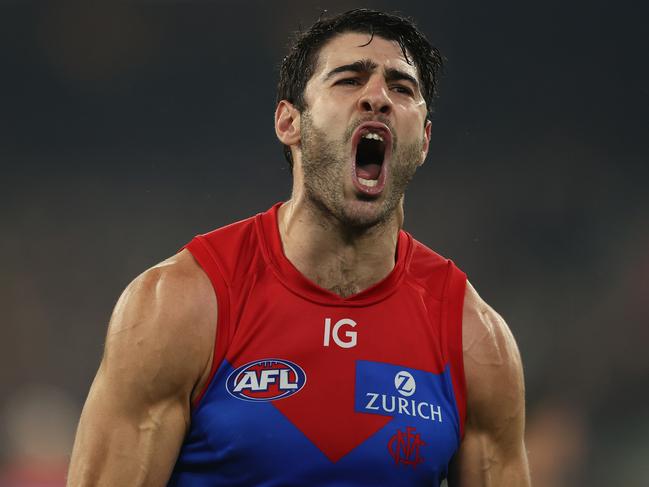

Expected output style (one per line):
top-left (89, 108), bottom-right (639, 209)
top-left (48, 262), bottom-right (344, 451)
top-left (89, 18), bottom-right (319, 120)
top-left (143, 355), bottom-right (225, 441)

top-left (355, 361), bottom-right (446, 423)
top-left (226, 358), bottom-right (306, 402)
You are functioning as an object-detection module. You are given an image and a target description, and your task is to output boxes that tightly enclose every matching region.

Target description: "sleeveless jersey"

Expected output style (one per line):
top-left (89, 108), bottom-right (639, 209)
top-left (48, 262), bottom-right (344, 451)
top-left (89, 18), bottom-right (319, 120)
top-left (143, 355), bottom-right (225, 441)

top-left (168, 203), bottom-right (467, 487)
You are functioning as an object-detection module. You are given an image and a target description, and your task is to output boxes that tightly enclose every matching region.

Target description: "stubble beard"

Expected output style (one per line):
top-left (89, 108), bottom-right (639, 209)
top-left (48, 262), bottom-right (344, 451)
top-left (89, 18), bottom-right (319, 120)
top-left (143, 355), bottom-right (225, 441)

top-left (299, 110), bottom-right (424, 231)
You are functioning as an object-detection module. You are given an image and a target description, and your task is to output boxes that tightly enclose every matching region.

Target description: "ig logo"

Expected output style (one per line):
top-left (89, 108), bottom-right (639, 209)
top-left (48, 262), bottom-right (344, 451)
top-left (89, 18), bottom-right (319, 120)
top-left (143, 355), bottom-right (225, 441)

top-left (323, 318), bottom-right (357, 349)
top-left (394, 371), bottom-right (416, 397)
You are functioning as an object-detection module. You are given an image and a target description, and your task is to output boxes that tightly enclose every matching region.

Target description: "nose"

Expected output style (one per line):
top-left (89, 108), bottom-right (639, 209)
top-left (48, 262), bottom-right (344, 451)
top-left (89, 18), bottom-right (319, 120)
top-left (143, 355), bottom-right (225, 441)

top-left (357, 76), bottom-right (393, 116)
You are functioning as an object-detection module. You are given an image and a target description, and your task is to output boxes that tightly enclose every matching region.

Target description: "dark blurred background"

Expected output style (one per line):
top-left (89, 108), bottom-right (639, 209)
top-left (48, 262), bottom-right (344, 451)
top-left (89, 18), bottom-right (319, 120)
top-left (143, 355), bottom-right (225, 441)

top-left (1, 1), bottom-right (647, 486)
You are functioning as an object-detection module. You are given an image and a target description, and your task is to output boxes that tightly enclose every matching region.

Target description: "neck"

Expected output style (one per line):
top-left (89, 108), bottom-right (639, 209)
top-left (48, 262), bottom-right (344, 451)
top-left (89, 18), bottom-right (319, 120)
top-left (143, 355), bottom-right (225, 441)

top-left (277, 197), bottom-right (403, 298)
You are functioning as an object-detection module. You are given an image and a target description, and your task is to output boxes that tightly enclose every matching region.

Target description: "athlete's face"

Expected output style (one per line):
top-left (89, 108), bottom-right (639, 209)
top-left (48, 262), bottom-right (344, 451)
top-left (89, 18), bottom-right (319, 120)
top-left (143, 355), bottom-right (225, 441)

top-left (297, 32), bottom-right (431, 228)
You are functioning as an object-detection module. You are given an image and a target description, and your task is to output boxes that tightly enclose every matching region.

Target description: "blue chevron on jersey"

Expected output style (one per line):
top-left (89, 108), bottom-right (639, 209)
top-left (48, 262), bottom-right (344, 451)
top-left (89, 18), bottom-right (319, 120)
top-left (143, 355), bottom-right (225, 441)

top-left (170, 204), bottom-right (468, 486)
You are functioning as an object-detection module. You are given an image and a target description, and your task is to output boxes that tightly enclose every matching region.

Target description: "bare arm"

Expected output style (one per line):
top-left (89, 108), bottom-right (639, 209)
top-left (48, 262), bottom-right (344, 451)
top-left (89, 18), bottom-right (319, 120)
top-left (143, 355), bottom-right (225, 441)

top-left (448, 282), bottom-right (531, 486)
top-left (67, 250), bottom-right (216, 487)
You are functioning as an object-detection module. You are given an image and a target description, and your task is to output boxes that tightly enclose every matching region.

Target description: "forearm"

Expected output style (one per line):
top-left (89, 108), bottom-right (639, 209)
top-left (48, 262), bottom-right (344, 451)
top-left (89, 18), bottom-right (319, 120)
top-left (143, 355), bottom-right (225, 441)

top-left (449, 463), bottom-right (530, 487)
top-left (448, 436), bottom-right (531, 487)
top-left (67, 391), bottom-right (187, 486)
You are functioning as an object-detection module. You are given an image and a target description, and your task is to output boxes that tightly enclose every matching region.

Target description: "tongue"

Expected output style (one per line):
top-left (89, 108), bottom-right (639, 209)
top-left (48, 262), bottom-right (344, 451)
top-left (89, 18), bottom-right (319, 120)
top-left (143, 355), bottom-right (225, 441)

top-left (356, 163), bottom-right (381, 180)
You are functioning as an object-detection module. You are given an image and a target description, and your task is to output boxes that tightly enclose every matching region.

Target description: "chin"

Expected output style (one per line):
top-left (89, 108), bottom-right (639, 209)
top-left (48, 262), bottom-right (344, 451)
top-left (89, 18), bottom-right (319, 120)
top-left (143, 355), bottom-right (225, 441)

top-left (337, 197), bottom-right (395, 230)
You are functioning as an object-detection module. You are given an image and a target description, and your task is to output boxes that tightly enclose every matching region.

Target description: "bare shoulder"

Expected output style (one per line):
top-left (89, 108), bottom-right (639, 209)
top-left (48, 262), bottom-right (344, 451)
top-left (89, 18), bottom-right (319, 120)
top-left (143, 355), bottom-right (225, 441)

top-left (462, 280), bottom-right (525, 426)
top-left (67, 250), bottom-right (218, 485)
top-left (103, 248), bottom-right (217, 403)
top-left (448, 281), bottom-right (530, 486)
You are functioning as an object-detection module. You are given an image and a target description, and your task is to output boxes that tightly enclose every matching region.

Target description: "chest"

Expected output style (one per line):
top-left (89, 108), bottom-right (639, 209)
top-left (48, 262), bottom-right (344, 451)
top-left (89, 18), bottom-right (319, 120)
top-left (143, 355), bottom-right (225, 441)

top-left (171, 276), bottom-right (461, 486)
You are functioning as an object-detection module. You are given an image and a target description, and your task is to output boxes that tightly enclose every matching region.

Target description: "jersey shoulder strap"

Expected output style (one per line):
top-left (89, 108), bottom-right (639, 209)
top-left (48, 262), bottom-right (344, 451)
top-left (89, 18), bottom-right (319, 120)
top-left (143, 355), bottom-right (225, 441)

top-left (407, 237), bottom-right (468, 438)
top-left (183, 213), bottom-right (262, 407)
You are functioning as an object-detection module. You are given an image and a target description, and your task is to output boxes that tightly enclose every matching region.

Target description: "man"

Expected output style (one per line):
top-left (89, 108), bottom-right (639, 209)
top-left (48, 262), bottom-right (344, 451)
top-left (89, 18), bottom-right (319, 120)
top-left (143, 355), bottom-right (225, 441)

top-left (68, 9), bottom-right (530, 486)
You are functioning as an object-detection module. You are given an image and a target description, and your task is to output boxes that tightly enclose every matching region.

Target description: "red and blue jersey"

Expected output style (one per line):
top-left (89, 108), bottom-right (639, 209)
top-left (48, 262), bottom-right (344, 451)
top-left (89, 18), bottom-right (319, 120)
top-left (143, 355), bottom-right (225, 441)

top-left (168, 203), bottom-right (467, 486)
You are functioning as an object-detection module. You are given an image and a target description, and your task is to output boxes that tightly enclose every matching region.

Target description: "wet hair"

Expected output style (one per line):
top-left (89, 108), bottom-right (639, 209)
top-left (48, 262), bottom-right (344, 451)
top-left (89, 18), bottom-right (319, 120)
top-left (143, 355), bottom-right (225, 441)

top-left (276, 8), bottom-right (444, 167)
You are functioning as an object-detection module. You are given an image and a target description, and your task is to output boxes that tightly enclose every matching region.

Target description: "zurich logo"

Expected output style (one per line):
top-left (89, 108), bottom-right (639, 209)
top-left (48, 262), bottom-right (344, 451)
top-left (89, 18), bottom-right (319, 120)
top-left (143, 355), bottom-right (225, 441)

top-left (226, 358), bottom-right (306, 402)
top-left (394, 371), bottom-right (416, 397)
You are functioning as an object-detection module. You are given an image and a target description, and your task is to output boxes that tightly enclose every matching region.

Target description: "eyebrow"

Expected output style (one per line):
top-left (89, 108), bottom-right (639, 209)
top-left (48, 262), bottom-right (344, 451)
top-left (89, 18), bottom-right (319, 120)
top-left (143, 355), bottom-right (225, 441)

top-left (323, 58), bottom-right (420, 91)
top-left (384, 67), bottom-right (419, 91)
top-left (324, 59), bottom-right (378, 80)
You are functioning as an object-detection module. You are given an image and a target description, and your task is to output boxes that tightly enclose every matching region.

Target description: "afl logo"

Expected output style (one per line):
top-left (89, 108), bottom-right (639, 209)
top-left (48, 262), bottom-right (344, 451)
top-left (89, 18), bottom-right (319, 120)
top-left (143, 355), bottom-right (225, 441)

top-left (226, 358), bottom-right (307, 402)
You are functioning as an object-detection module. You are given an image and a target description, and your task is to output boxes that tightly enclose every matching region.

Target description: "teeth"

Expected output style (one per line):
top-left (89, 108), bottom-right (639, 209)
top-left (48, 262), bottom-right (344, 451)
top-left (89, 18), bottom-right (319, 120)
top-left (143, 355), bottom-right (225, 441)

top-left (362, 132), bottom-right (384, 142)
top-left (358, 177), bottom-right (378, 187)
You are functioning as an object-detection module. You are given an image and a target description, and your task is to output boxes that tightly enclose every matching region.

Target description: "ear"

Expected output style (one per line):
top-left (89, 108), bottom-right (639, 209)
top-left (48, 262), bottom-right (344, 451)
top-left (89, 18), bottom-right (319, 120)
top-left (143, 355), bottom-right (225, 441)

top-left (419, 119), bottom-right (432, 166)
top-left (275, 100), bottom-right (301, 147)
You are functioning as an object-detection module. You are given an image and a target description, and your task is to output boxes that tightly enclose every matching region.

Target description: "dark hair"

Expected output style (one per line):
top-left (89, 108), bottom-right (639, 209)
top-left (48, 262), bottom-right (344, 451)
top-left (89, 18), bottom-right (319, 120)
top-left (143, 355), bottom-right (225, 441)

top-left (276, 8), bottom-right (444, 167)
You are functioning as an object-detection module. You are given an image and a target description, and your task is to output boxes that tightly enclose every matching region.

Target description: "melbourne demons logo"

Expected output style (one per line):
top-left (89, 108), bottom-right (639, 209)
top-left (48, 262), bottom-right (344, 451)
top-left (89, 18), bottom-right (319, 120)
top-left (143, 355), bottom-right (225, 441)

top-left (388, 426), bottom-right (426, 468)
top-left (226, 359), bottom-right (306, 402)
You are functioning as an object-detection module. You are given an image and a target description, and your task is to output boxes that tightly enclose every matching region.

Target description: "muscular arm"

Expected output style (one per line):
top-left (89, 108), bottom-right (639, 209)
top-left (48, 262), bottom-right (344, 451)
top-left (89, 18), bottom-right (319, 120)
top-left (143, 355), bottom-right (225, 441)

top-left (448, 282), bottom-right (531, 486)
top-left (67, 250), bottom-right (216, 487)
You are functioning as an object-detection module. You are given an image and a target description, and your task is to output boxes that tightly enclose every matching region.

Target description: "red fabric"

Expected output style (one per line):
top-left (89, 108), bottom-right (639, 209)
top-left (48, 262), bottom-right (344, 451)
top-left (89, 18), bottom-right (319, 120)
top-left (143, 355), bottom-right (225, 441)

top-left (184, 203), bottom-right (467, 450)
top-left (442, 261), bottom-right (468, 439)
top-left (183, 236), bottom-right (232, 408)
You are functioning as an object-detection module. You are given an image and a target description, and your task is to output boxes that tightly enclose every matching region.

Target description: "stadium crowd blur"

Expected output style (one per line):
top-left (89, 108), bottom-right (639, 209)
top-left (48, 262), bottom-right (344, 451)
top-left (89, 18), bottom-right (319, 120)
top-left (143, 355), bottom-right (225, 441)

top-left (1, 2), bottom-right (647, 486)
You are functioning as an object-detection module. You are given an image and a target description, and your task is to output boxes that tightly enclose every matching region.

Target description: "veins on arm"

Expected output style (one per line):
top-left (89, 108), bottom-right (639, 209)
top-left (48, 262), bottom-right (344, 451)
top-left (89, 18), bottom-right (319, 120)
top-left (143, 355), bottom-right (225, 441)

top-left (67, 250), bottom-right (216, 487)
top-left (463, 304), bottom-right (505, 367)
top-left (449, 282), bottom-right (530, 486)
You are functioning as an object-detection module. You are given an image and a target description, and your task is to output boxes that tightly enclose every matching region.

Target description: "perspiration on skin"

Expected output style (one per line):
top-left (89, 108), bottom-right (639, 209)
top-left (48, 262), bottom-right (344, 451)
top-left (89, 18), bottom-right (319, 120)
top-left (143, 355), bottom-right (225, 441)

top-left (281, 33), bottom-right (431, 231)
top-left (66, 20), bottom-right (531, 487)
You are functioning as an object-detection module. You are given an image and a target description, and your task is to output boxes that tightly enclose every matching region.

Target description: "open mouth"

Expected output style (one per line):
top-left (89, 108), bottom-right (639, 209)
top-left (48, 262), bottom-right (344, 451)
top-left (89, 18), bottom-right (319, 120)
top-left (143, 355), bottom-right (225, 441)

top-left (351, 122), bottom-right (392, 195)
